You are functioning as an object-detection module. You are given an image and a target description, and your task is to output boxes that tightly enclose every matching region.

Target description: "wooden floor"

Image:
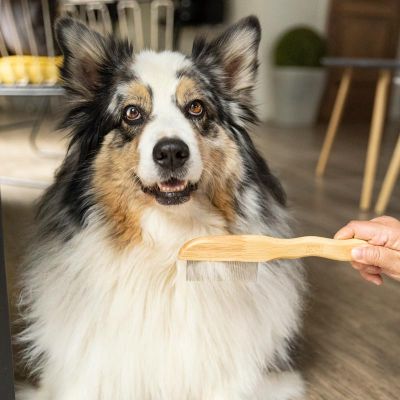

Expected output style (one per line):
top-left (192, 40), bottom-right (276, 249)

top-left (253, 122), bottom-right (400, 400)
top-left (1, 111), bottom-right (400, 399)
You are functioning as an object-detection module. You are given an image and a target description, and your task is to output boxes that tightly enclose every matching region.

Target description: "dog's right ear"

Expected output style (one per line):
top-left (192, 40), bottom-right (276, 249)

top-left (55, 17), bottom-right (107, 99)
top-left (191, 16), bottom-right (261, 121)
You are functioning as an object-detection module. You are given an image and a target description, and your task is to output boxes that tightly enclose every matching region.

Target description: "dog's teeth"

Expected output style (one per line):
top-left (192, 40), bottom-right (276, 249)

top-left (157, 181), bottom-right (187, 193)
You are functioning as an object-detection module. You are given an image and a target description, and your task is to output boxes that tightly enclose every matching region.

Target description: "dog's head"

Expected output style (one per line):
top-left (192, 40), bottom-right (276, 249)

top-left (55, 16), bottom-right (263, 241)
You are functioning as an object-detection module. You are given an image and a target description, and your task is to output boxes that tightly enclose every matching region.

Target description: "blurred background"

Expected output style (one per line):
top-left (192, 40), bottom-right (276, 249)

top-left (1, 1), bottom-right (400, 399)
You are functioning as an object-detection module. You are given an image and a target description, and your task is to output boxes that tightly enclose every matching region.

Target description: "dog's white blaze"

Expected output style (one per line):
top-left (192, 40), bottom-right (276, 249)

top-left (134, 51), bottom-right (203, 186)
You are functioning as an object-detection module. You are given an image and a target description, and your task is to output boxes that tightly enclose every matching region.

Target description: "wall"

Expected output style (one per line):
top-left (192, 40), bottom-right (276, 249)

top-left (228, 0), bottom-right (330, 121)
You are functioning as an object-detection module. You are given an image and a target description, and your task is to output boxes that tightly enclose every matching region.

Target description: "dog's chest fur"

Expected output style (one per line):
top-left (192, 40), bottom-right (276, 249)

top-left (24, 201), bottom-right (303, 399)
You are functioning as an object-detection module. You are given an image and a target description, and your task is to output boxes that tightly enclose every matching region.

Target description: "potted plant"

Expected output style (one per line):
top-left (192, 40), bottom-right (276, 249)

top-left (272, 26), bottom-right (327, 127)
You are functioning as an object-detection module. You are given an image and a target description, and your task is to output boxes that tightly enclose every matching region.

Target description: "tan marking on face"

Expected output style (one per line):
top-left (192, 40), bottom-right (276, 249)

top-left (123, 81), bottom-right (153, 115)
top-left (93, 132), bottom-right (152, 249)
top-left (176, 76), bottom-right (204, 106)
top-left (176, 77), bottom-right (241, 225)
top-left (197, 128), bottom-right (242, 224)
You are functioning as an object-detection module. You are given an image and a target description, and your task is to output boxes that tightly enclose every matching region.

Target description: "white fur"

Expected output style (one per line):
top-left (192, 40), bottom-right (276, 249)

top-left (253, 372), bottom-right (306, 400)
top-left (18, 195), bottom-right (304, 399)
top-left (134, 51), bottom-right (203, 186)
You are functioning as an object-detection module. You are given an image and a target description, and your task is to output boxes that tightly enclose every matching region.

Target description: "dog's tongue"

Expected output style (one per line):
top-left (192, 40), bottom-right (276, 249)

top-left (158, 179), bottom-right (187, 193)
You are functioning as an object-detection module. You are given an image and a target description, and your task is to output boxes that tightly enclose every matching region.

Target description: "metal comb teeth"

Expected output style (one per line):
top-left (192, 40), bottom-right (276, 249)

top-left (186, 261), bottom-right (259, 281)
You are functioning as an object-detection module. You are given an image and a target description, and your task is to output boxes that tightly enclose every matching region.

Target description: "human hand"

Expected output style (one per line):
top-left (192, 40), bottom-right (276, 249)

top-left (334, 216), bottom-right (400, 285)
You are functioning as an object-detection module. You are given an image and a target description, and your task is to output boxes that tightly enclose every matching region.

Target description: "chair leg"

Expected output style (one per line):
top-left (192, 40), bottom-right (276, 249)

top-left (360, 69), bottom-right (391, 211)
top-left (375, 135), bottom-right (400, 215)
top-left (316, 67), bottom-right (353, 177)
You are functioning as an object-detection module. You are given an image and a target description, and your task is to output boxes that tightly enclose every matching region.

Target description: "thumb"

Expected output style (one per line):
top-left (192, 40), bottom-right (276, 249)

top-left (352, 245), bottom-right (400, 274)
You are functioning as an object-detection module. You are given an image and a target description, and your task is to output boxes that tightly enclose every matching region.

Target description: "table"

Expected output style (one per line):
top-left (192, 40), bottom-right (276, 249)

top-left (315, 57), bottom-right (400, 211)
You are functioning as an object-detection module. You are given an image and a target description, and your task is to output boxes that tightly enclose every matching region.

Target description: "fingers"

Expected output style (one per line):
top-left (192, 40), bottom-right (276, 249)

top-left (351, 260), bottom-right (380, 273)
top-left (351, 261), bottom-right (383, 285)
top-left (335, 220), bottom-right (400, 249)
top-left (359, 269), bottom-right (383, 286)
top-left (335, 217), bottom-right (400, 284)
top-left (370, 215), bottom-right (400, 229)
top-left (334, 225), bottom-right (355, 240)
top-left (352, 245), bottom-right (400, 275)
top-left (334, 220), bottom-right (386, 242)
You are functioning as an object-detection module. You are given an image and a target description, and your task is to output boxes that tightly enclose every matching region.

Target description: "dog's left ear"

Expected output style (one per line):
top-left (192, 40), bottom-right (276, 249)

top-left (192, 16), bottom-right (261, 96)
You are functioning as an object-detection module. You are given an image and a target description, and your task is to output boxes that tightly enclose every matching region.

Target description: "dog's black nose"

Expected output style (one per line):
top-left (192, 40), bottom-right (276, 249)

top-left (153, 138), bottom-right (190, 170)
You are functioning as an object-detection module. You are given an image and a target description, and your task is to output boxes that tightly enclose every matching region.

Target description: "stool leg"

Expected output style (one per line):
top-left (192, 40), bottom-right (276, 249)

top-left (375, 135), bottom-right (400, 215)
top-left (360, 69), bottom-right (391, 211)
top-left (316, 67), bottom-right (353, 177)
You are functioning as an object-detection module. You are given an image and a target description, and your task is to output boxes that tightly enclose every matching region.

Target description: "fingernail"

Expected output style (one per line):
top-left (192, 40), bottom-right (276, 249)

top-left (351, 247), bottom-right (363, 261)
top-left (370, 274), bottom-right (382, 286)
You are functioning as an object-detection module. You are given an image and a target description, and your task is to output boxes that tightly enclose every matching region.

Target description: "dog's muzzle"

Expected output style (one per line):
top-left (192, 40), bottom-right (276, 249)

top-left (142, 138), bottom-right (198, 205)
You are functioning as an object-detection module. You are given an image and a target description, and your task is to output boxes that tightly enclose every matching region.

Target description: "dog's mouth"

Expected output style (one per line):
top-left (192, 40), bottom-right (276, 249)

top-left (142, 178), bottom-right (198, 206)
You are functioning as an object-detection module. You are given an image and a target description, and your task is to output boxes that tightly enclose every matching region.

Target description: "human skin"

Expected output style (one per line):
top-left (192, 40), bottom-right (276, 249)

top-left (335, 216), bottom-right (400, 285)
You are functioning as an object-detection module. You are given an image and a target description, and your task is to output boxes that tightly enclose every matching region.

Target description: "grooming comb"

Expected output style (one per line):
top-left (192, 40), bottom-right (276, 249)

top-left (178, 235), bottom-right (366, 281)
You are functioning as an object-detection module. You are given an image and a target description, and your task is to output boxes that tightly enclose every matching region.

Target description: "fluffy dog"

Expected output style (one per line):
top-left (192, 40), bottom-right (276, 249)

top-left (17, 16), bottom-right (306, 400)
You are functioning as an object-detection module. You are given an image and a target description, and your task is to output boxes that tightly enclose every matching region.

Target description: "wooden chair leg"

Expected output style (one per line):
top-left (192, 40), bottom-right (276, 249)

top-left (360, 69), bottom-right (391, 211)
top-left (375, 135), bottom-right (400, 214)
top-left (316, 67), bottom-right (353, 177)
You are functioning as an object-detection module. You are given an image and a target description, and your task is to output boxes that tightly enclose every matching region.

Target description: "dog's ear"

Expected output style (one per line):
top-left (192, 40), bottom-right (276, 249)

top-left (55, 17), bottom-right (108, 99)
top-left (192, 16), bottom-right (261, 96)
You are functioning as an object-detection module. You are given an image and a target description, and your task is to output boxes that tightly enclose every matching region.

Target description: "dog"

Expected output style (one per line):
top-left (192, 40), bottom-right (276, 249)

top-left (17, 16), bottom-right (306, 400)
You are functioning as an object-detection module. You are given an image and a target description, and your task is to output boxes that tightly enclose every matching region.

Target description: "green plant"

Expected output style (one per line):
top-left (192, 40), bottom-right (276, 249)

top-left (274, 26), bottom-right (326, 67)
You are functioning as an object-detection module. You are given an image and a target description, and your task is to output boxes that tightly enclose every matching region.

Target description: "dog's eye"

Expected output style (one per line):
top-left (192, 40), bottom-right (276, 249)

top-left (123, 106), bottom-right (142, 123)
top-left (187, 100), bottom-right (204, 117)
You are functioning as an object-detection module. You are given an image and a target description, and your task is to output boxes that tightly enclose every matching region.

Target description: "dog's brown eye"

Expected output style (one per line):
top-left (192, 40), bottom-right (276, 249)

top-left (123, 106), bottom-right (142, 123)
top-left (188, 100), bottom-right (204, 117)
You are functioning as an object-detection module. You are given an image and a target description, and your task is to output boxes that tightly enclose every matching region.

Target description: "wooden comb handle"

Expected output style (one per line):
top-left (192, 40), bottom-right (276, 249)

top-left (259, 236), bottom-right (367, 262)
top-left (179, 235), bottom-right (367, 262)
